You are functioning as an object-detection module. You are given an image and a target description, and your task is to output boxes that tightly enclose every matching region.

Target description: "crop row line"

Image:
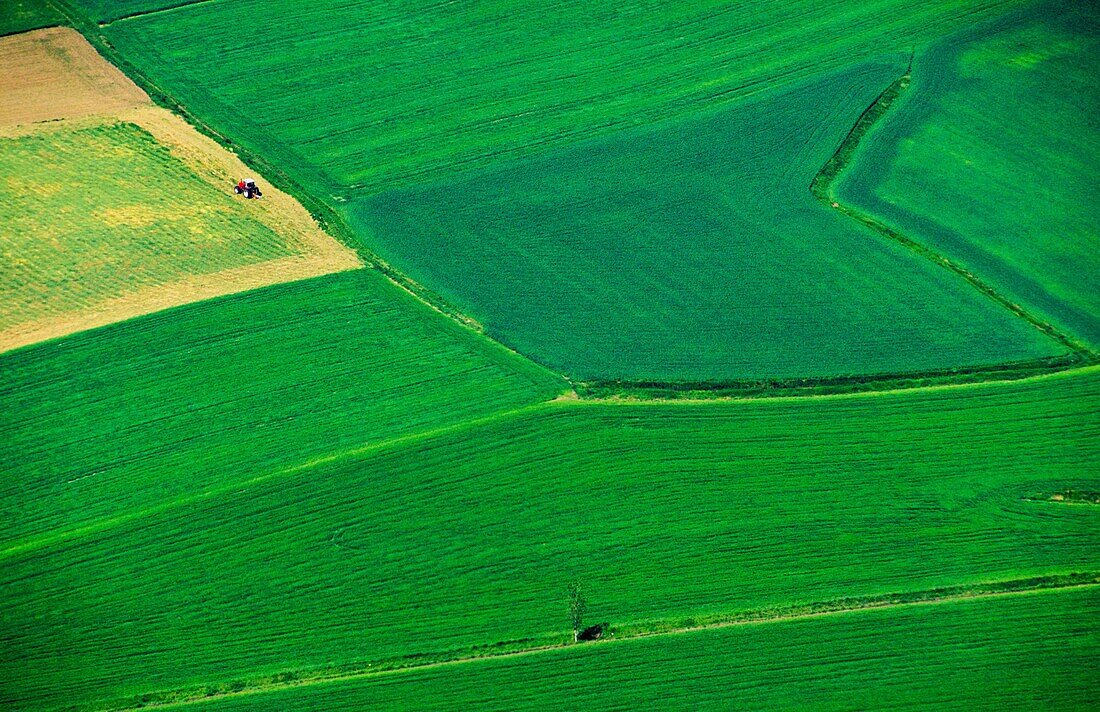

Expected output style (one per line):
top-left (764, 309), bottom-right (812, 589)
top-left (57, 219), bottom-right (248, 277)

top-left (86, 572), bottom-right (1100, 712)
top-left (574, 353), bottom-right (1093, 401)
top-left (100, 0), bottom-right (222, 26)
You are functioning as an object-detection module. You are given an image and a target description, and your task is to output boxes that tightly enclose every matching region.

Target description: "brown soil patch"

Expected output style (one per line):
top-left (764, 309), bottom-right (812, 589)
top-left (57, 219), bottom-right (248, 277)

top-left (0, 28), bottom-right (361, 353)
top-left (0, 27), bottom-right (149, 126)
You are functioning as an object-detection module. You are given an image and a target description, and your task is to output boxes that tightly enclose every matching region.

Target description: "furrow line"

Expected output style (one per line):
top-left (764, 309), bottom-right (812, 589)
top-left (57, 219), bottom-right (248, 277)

top-left (98, 0), bottom-right (223, 26)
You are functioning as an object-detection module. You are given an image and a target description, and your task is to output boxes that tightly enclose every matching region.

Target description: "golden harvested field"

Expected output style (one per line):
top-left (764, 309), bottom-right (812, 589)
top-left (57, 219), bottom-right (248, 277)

top-left (0, 28), bottom-right (359, 353)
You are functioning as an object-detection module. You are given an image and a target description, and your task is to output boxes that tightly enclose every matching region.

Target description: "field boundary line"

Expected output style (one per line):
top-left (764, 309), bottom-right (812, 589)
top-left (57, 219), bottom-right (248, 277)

top-left (575, 61), bottom-right (1099, 402)
top-left (45, 0), bottom-right (524, 348)
top-left (573, 354), bottom-right (1094, 401)
top-left (574, 362), bottom-right (1100, 405)
top-left (0, 401), bottom-right (555, 563)
top-left (90, 573), bottom-right (1100, 711)
top-left (811, 64), bottom-right (1093, 357)
top-left (99, 0), bottom-right (222, 25)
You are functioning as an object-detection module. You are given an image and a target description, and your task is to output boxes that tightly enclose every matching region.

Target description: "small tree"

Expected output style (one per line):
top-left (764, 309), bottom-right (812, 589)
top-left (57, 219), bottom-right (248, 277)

top-left (567, 581), bottom-right (587, 642)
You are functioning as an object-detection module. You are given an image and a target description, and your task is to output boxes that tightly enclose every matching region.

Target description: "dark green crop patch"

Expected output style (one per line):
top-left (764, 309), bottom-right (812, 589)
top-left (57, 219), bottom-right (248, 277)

top-left (351, 60), bottom-right (1061, 381)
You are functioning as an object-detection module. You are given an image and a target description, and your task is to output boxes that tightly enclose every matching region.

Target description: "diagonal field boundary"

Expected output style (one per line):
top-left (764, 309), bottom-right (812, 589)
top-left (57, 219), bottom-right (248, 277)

top-left (98, 0), bottom-right (223, 26)
top-left (91, 573), bottom-right (1100, 711)
top-left (578, 64), bottom-right (1100, 401)
top-left (0, 400), bottom-right (556, 563)
top-left (45, 0), bottom-right (1100, 400)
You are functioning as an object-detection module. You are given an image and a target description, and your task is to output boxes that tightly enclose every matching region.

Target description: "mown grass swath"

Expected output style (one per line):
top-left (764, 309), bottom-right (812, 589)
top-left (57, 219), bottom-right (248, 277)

top-left (838, 0), bottom-right (1100, 348)
top-left (0, 122), bottom-right (290, 333)
top-left (95, 0), bottom-right (1028, 196)
top-left (180, 587), bottom-right (1100, 712)
top-left (351, 59), bottom-right (1062, 380)
top-left (2, 368), bottom-right (1097, 710)
top-left (0, 269), bottom-right (564, 551)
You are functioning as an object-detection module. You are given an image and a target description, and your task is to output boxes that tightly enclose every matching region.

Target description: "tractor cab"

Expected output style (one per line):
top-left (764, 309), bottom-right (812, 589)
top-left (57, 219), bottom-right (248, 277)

top-left (234, 178), bottom-right (262, 199)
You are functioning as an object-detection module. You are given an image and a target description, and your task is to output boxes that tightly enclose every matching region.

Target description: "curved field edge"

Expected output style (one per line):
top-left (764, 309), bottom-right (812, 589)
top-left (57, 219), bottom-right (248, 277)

top-left (3, 365), bottom-right (1097, 710)
top-left (835, 0), bottom-right (1100, 351)
top-left (351, 57), bottom-right (1062, 384)
top-left (582, 57), bottom-right (1093, 399)
top-left (76, 575), bottom-right (1100, 711)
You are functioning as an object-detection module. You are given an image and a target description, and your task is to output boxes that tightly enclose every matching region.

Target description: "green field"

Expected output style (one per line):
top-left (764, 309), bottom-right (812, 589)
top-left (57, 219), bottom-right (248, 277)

top-left (0, 121), bottom-right (294, 332)
top-left (94, 0), bottom-right (1027, 196)
top-left (87, 0), bottom-right (1076, 382)
top-left (187, 587), bottom-right (1100, 711)
top-left (3, 366), bottom-right (1097, 709)
top-left (350, 59), bottom-right (1061, 380)
top-left (838, 1), bottom-right (1100, 348)
top-left (4, 1), bottom-right (1099, 709)
top-left (0, 268), bottom-right (563, 551)
top-left (0, 0), bottom-right (62, 36)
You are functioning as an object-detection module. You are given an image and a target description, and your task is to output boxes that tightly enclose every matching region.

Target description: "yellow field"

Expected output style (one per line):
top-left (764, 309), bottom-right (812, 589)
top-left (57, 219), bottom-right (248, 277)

top-left (0, 28), bottom-right (360, 352)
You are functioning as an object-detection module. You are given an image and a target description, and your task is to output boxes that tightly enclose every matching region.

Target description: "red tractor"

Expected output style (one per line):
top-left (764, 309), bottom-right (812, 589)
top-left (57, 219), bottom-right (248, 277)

top-left (234, 178), bottom-right (262, 199)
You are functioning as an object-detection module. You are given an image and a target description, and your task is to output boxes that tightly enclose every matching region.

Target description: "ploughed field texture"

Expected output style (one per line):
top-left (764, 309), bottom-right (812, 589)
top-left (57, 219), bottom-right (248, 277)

top-left (0, 122), bottom-right (290, 332)
top-left (185, 588), bottom-right (1100, 711)
top-left (96, 0), bottom-right (1027, 196)
top-left (3, 367), bottom-right (1097, 710)
top-left (0, 269), bottom-right (563, 553)
top-left (351, 59), bottom-right (1061, 380)
top-left (839, 0), bottom-right (1100, 348)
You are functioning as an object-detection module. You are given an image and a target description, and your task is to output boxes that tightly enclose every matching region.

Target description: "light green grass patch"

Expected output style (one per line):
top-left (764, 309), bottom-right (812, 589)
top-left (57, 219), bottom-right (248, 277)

top-left (0, 121), bottom-right (290, 330)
